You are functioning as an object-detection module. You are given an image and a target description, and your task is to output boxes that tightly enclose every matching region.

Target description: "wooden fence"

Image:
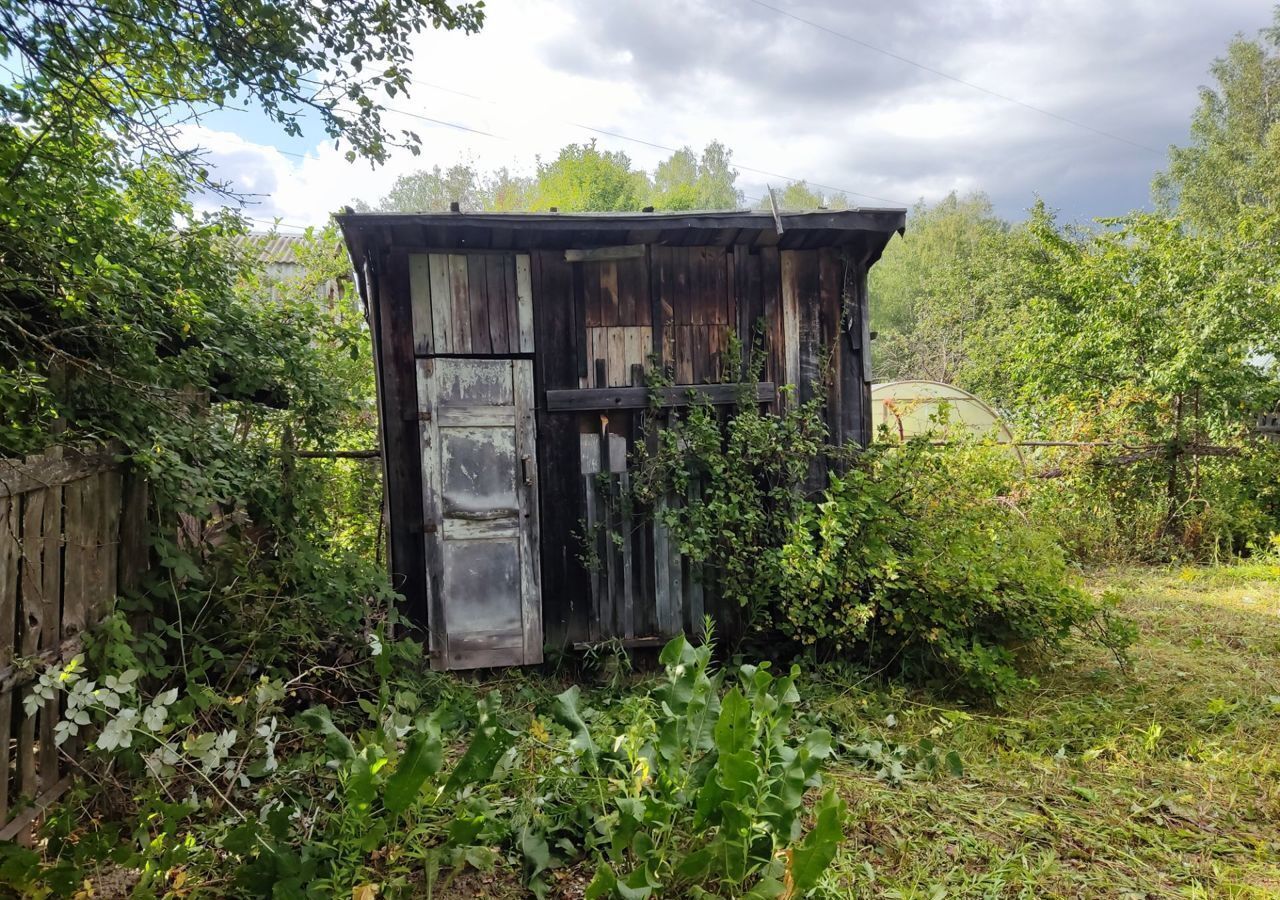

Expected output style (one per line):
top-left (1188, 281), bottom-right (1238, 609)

top-left (0, 445), bottom-right (148, 841)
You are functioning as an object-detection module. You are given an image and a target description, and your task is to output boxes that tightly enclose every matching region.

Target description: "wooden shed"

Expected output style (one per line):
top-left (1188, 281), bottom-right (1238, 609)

top-left (337, 209), bottom-right (906, 670)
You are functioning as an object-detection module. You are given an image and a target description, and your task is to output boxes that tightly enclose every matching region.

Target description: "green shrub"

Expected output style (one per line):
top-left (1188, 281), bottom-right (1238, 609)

top-left (638, 398), bottom-right (1127, 700)
top-left (775, 440), bottom-right (1109, 698)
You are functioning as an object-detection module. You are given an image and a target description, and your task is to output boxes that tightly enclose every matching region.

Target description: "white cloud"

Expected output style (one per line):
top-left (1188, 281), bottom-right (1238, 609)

top-left (186, 0), bottom-right (1274, 226)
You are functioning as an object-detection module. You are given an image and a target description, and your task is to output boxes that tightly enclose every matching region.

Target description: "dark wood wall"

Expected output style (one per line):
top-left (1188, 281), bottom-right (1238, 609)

top-left (534, 243), bottom-right (874, 647)
top-left (361, 236), bottom-right (878, 653)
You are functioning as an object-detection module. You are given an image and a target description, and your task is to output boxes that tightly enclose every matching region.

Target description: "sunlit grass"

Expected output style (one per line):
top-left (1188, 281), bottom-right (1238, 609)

top-left (816, 563), bottom-right (1280, 898)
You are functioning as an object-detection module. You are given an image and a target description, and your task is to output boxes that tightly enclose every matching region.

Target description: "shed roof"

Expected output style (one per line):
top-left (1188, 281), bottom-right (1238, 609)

top-left (336, 208), bottom-right (907, 262)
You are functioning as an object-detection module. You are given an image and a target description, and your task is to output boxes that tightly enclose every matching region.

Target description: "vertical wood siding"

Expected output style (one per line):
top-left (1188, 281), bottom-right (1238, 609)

top-left (0, 446), bottom-right (149, 841)
top-left (375, 237), bottom-right (879, 660)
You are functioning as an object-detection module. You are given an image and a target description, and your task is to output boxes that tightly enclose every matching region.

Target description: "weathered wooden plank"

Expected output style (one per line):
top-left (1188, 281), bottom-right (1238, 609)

top-left (545, 382), bottom-right (776, 411)
top-left (712, 247), bottom-right (729, 326)
top-left (0, 446), bottom-right (117, 499)
top-left (617, 258), bottom-right (637, 326)
top-left (654, 247), bottom-right (673, 371)
top-left (0, 495), bottom-right (19, 824)
top-left (35, 485), bottom-right (61, 793)
top-left (780, 251), bottom-right (801, 399)
top-left (795, 252), bottom-right (822, 406)
top-left (118, 468), bottom-right (148, 593)
top-left (725, 250), bottom-right (738, 374)
top-left (673, 247), bottom-right (692, 325)
top-left (600, 261), bottom-right (620, 328)
top-left (686, 481), bottom-right (704, 636)
top-left (607, 327), bottom-right (626, 388)
top-left (503, 255), bottom-right (521, 356)
top-left (428, 253), bottom-right (453, 354)
top-left (855, 262), bottom-right (873, 445)
top-left (485, 253), bottom-right (510, 354)
top-left (61, 478), bottom-right (88, 642)
top-left (760, 247), bottom-right (782, 391)
top-left (709, 325), bottom-right (724, 384)
top-left (612, 433), bottom-right (634, 641)
top-left (621, 327), bottom-right (646, 383)
top-left (819, 248), bottom-right (844, 446)
top-left (417, 360), bottom-right (446, 667)
top-left (17, 491), bottom-right (43, 811)
top-left (409, 254), bottom-right (434, 355)
top-left (692, 325), bottom-right (710, 384)
top-left (378, 250), bottom-right (428, 623)
top-left (515, 254), bottom-right (535, 354)
top-left (739, 247), bottom-right (764, 379)
top-left (435, 406), bottom-right (517, 427)
top-left (448, 254), bottom-right (472, 353)
top-left (513, 360), bottom-right (543, 664)
top-left (621, 328), bottom-right (641, 382)
top-left (583, 262), bottom-right (602, 328)
top-left (350, 208), bottom-right (907, 236)
top-left (675, 325), bottom-right (694, 385)
top-left (467, 253), bottom-right (493, 354)
top-left (629, 255), bottom-right (651, 327)
top-left (689, 248), bottom-right (707, 327)
top-left (564, 244), bottom-right (646, 263)
top-left (580, 433), bottom-right (603, 642)
top-left (532, 251), bottom-right (589, 647)
top-left (572, 262), bottom-right (589, 383)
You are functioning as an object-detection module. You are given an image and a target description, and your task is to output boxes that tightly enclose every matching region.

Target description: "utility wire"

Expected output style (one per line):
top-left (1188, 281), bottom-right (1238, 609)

top-left (402, 79), bottom-right (909, 206)
top-left (743, 0), bottom-right (1162, 155)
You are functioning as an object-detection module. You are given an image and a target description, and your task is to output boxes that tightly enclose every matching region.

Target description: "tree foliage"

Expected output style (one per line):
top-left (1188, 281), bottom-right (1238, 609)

top-left (650, 140), bottom-right (745, 210)
top-left (360, 139), bottom-right (746, 213)
top-left (0, 0), bottom-right (485, 169)
top-left (1154, 9), bottom-right (1280, 233)
top-left (869, 191), bottom-right (1007, 381)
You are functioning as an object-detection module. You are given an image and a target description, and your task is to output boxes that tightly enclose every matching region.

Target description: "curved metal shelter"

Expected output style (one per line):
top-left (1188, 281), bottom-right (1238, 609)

top-left (872, 380), bottom-right (1017, 448)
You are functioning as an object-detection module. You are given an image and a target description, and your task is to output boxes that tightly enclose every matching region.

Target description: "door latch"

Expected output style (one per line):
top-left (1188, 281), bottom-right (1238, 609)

top-left (522, 454), bottom-right (534, 486)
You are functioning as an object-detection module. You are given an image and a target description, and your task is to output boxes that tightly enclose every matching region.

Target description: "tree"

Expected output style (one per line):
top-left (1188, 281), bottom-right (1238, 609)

top-left (1153, 8), bottom-right (1280, 232)
top-left (0, 0), bottom-right (485, 172)
top-left (869, 192), bottom-right (1008, 381)
top-left (528, 141), bottom-right (650, 212)
top-left (651, 140), bottom-right (745, 210)
top-left (363, 163), bottom-right (486, 212)
top-left (759, 181), bottom-right (849, 212)
top-left (486, 167), bottom-right (535, 211)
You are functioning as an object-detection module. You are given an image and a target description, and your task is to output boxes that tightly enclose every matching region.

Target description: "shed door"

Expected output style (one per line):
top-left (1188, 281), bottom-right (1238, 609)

top-left (418, 358), bottom-right (542, 669)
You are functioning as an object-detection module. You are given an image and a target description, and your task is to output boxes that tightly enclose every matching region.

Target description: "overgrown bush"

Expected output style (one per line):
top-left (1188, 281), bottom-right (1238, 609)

top-left (638, 399), bottom-right (1128, 700)
top-left (782, 441), bottom-right (1116, 697)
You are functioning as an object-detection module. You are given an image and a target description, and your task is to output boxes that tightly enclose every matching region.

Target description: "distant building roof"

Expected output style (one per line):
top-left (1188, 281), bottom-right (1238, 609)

top-left (231, 232), bottom-right (307, 266)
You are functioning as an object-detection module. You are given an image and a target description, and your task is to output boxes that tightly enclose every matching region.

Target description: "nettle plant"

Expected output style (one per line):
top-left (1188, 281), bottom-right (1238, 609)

top-left (571, 632), bottom-right (846, 899)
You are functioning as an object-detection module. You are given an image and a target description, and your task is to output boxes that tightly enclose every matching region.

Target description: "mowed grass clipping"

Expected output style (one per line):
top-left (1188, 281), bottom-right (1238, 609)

top-left (815, 564), bottom-right (1280, 899)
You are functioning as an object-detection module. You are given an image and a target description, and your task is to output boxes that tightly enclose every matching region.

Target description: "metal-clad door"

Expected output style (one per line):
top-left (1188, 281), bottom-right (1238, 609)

top-left (417, 357), bottom-right (542, 669)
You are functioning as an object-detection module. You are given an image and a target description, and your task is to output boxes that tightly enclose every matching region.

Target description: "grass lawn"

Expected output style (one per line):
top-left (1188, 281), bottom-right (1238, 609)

top-left (812, 564), bottom-right (1280, 898)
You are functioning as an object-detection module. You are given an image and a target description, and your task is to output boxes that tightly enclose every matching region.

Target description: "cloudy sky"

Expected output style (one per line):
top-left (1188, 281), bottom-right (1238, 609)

top-left (188, 0), bottom-right (1273, 230)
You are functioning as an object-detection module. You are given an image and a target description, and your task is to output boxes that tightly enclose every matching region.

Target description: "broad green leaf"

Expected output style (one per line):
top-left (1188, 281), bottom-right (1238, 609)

top-left (382, 724), bottom-right (443, 814)
top-left (443, 693), bottom-right (514, 795)
top-left (552, 685), bottom-right (598, 765)
top-left (714, 687), bottom-right (752, 755)
top-left (789, 788), bottom-right (846, 893)
top-left (584, 862), bottom-right (618, 900)
top-left (297, 705), bottom-right (354, 761)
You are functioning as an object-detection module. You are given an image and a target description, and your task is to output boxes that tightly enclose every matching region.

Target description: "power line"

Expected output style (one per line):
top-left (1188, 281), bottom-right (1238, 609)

top-left (743, 0), bottom-right (1162, 155)
top-left (400, 79), bottom-right (909, 206)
